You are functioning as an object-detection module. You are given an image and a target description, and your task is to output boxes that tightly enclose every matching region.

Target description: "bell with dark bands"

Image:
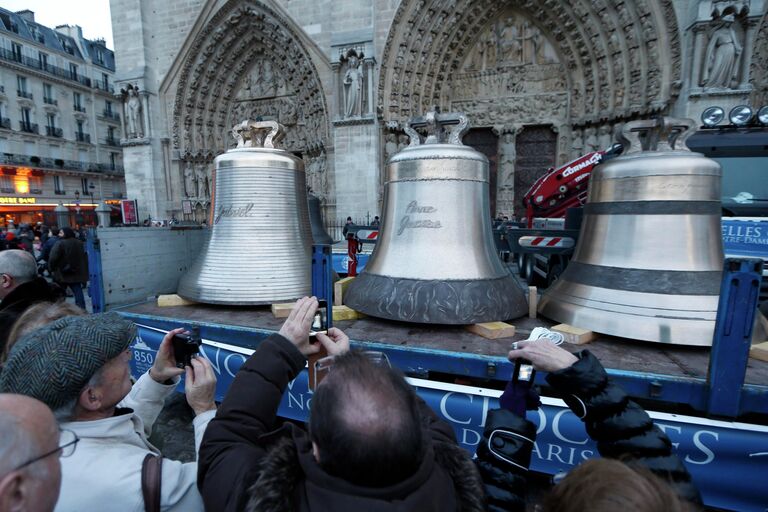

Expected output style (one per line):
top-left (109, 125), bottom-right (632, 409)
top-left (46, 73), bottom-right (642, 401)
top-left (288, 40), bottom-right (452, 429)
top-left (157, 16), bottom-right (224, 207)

top-left (538, 117), bottom-right (723, 346)
top-left (344, 110), bottom-right (528, 324)
top-left (177, 120), bottom-right (312, 305)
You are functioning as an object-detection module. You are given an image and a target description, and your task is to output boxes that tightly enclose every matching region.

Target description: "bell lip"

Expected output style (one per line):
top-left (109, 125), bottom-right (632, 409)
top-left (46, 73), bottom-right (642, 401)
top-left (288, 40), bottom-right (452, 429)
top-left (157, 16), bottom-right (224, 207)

top-left (344, 271), bottom-right (528, 325)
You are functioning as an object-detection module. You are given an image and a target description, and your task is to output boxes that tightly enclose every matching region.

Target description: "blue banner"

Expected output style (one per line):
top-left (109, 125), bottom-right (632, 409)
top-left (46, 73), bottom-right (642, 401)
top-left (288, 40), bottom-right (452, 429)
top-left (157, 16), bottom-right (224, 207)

top-left (722, 218), bottom-right (768, 261)
top-left (131, 326), bottom-right (768, 511)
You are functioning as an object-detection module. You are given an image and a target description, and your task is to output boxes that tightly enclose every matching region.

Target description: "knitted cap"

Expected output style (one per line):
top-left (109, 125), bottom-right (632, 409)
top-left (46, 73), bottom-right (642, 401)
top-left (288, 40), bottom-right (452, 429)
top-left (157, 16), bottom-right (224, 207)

top-left (0, 312), bottom-right (136, 410)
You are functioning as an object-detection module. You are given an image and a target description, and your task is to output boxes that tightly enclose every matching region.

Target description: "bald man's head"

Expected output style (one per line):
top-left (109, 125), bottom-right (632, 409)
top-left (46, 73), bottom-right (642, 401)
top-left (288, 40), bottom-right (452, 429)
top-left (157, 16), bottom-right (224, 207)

top-left (0, 250), bottom-right (37, 299)
top-left (309, 351), bottom-right (424, 487)
top-left (0, 394), bottom-right (61, 512)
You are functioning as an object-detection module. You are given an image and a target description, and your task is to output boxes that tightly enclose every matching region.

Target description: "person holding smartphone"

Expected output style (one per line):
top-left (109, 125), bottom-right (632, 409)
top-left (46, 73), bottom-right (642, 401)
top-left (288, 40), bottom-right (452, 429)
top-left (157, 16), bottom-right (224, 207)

top-left (198, 296), bottom-right (486, 512)
top-left (477, 340), bottom-right (701, 512)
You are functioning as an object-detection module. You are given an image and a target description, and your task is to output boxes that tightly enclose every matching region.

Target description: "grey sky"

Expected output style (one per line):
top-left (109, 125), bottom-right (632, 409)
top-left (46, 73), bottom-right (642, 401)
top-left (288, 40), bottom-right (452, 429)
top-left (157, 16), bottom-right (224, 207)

top-left (1, 0), bottom-right (114, 49)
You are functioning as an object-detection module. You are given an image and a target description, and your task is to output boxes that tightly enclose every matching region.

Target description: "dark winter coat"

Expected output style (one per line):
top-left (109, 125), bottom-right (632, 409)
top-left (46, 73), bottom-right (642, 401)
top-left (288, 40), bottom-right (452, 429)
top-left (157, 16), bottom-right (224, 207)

top-left (474, 350), bottom-right (701, 511)
top-left (0, 277), bottom-right (62, 353)
top-left (198, 334), bottom-right (485, 512)
top-left (48, 237), bottom-right (89, 284)
top-left (39, 236), bottom-right (59, 262)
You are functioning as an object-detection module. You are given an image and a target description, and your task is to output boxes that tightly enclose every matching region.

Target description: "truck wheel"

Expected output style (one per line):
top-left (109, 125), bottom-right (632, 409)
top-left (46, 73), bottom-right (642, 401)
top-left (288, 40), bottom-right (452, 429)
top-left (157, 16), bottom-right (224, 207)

top-left (547, 262), bottom-right (564, 287)
top-left (526, 257), bottom-right (545, 287)
top-left (518, 254), bottom-right (528, 279)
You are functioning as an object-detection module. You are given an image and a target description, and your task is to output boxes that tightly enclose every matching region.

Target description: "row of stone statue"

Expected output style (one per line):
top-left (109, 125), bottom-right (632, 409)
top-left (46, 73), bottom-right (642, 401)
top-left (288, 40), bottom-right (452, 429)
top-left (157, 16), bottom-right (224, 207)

top-left (183, 162), bottom-right (212, 200)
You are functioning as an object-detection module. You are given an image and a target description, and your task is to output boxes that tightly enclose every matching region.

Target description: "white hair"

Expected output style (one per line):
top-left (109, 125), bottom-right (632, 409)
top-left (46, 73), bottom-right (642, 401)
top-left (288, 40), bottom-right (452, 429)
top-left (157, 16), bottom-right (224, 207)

top-left (0, 415), bottom-right (40, 477)
top-left (0, 250), bottom-right (37, 283)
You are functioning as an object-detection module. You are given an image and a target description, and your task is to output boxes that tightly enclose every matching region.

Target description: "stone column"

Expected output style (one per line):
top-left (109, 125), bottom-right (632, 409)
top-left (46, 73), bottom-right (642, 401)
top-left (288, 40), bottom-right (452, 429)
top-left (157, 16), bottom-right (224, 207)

top-left (365, 58), bottom-right (376, 116)
top-left (691, 23), bottom-right (707, 89)
top-left (140, 91), bottom-right (151, 138)
top-left (739, 19), bottom-right (759, 90)
top-left (330, 61), bottom-right (341, 119)
top-left (493, 125), bottom-right (518, 217)
top-left (95, 201), bottom-right (111, 227)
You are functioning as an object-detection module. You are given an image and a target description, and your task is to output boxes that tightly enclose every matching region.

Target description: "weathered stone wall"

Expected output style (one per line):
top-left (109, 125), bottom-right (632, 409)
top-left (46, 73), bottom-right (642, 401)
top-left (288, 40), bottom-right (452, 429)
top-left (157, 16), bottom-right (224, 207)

top-left (110, 0), bottom-right (768, 223)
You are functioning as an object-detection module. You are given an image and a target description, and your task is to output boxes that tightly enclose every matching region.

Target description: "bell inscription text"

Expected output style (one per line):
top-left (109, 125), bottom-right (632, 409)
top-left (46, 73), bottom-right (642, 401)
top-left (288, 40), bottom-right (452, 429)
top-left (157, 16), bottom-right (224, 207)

top-left (397, 200), bottom-right (442, 235)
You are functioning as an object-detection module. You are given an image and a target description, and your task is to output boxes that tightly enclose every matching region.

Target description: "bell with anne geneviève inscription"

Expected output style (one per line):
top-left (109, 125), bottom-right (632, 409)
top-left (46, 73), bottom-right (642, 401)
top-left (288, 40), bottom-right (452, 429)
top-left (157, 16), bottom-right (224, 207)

top-left (344, 109), bottom-right (528, 324)
top-left (177, 120), bottom-right (312, 305)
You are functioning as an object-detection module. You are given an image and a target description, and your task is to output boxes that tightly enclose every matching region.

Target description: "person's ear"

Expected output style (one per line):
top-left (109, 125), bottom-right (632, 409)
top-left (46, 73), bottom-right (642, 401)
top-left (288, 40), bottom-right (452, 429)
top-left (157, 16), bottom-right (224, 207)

top-left (1, 274), bottom-right (13, 290)
top-left (0, 471), bottom-right (25, 512)
top-left (78, 385), bottom-right (102, 412)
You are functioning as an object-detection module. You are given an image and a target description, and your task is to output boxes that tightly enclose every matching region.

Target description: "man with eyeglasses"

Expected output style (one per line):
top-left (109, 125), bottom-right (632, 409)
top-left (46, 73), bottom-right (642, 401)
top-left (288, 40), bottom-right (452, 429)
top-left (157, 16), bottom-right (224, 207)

top-left (0, 250), bottom-right (61, 351)
top-left (0, 394), bottom-right (77, 512)
top-left (0, 312), bottom-right (216, 512)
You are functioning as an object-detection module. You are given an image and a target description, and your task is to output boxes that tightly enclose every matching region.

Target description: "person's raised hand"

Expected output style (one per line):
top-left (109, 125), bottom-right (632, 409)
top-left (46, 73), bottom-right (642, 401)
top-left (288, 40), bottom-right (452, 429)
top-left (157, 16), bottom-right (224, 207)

top-left (185, 356), bottom-right (217, 416)
top-left (149, 327), bottom-right (186, 383)
top-left (315, 327), bottom-right (350, 357)
top-left (278, 296), bottom-right (321, 357)
top-left (508, 340), bottom-right (578, 373)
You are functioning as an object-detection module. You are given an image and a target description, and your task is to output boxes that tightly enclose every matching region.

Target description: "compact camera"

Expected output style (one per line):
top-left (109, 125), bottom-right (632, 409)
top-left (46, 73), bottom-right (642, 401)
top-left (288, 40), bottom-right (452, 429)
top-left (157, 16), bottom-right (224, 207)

top-left (172, 326), bottom-right (202, 368)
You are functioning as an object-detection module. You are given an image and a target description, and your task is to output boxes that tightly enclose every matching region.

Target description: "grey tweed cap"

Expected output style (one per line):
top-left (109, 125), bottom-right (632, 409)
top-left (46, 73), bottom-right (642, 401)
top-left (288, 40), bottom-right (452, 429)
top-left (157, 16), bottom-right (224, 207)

top-left (0, 312), bottom-right (136, 410)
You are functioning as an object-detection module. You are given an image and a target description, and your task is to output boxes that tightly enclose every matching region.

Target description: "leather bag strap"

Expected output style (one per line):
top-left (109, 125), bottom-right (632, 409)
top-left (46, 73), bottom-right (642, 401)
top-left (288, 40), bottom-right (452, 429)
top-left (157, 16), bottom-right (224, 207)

top-left (141, 454), bottom-right (163, 512)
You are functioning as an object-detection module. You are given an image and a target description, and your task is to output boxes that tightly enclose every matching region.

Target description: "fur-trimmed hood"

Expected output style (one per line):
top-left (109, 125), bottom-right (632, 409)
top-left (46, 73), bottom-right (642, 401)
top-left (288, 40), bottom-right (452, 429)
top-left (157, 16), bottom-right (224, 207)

top-left (246, 425), bottom-right (485, 512)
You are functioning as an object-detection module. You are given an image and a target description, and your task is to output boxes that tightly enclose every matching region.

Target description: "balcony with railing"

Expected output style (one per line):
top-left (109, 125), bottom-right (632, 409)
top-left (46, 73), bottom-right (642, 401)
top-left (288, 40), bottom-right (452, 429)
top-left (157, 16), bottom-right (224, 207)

top-left (99, 109), bottom-right (121, 123)
top-left (0, 85), bottom-right (5, 94)
top-left (17, 89), bottom-right (33, 100)
top-left (0, 153), bottom-right (124, 175)
top-left (19, 121), bottom-right (38, 134)
top-left (43, 96), bottom-right (58, 105)
top-left (0, 118), bottom-right (10, 130)
top-left (102, 137), bottom-right (120, 147)
top-left (0, 48), bottom-right (93, 88)
top-left (75, 132), bottom-right (91, 143)
top-left (74, 105), bottom-right (86, 113)
top-left (93, 81), bottom-right (115, 94)
top-left (45, 126), bottom-right (63, 137)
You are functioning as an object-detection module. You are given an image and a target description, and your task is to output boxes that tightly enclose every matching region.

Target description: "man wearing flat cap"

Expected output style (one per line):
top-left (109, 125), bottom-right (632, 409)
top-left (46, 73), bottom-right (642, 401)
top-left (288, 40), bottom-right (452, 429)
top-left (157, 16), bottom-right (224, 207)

top-left (0, 312), bottom-right (217, 512)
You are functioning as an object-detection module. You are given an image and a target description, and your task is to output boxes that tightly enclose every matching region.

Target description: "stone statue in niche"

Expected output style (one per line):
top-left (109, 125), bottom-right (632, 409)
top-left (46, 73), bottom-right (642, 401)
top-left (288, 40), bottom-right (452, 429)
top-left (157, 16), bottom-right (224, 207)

top-left (342, 49), bottom-right (365, 118)
top-left (584, 127), bottom-right (598, 152)
top-left (121, 84), bottom-right (144, 139)
top-left (570, 128), bottom-right (584, 159)
top-left (498, 130), bottom-right (516, 188)
top-left (702, 16), bottom-right (742, 88)
top-left (597, 125), bottom-right (612, 151)
top-left (397, 134), bottom-right (409, 152)
top-left (384, 133), bottom-right (399, 161)
top-left (195, 164), bottom-right (209, 199)
top-left (183, 162), bottom-right (196, 198)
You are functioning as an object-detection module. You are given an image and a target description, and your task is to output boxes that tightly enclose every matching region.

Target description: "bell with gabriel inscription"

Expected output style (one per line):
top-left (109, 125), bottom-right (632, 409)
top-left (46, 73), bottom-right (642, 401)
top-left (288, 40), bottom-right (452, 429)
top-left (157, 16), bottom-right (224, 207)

top-left (177, 120), bottom-right (312, 304)
top-left (538, 117), bottom-right (724, 346)
top-left (344, 110), bottom-right (528, 324)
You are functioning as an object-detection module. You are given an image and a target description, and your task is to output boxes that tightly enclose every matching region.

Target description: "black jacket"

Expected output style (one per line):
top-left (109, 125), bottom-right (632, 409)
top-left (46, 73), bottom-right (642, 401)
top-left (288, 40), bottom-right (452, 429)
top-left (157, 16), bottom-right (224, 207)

top-left (198, 334), bottom-right (485, 512)
top-left (474, 350), bottom-right (701, 510)
top-left (48, 237), bottom-right (89, 284)
top-left (0, 277), bottom-right (61, 353)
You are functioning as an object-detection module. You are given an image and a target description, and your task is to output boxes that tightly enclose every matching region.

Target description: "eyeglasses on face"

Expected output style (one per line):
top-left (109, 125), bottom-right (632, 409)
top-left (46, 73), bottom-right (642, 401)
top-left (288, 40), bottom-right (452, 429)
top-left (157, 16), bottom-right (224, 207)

top-left (11, 428), bottom-right (79, 472)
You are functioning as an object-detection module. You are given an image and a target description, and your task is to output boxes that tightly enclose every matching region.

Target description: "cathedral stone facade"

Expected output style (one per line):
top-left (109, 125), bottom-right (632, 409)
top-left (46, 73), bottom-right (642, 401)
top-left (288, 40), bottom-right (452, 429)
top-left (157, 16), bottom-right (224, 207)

top-left (109, 0), bottom-right (768, 223)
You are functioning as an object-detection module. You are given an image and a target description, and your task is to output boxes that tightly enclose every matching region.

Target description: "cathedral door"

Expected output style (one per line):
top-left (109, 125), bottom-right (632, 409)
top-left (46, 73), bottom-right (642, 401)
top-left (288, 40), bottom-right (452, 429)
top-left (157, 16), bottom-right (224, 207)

top-left (514, 125), bottom-right (556, 219)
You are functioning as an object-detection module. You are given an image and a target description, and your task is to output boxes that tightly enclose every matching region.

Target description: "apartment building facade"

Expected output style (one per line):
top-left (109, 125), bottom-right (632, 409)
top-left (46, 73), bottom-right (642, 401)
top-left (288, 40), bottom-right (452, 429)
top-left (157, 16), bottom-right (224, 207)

top-left (0, 8), bottom-right (126, 228)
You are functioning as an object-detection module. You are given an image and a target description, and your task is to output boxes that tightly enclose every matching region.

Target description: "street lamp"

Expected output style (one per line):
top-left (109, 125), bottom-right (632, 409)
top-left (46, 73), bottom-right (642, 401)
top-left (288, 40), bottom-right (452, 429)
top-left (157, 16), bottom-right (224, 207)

top-left (74, 190), bottom-right (81, 213)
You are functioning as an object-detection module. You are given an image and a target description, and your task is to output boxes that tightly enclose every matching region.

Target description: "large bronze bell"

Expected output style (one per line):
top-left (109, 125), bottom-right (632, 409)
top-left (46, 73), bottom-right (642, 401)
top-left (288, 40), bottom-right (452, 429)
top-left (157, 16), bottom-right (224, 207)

top-left (539, 117), bottom-right (723, 346)
top-left (344, 110), bottom-right (528, 324)
top-left (177, 120), bottom-right (312, 304)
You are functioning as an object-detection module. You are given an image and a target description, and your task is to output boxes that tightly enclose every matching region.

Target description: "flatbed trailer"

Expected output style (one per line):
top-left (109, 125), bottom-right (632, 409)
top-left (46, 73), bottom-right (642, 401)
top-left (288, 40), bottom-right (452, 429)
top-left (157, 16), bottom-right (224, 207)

top-left (116, 259), bottom-right (768, 511)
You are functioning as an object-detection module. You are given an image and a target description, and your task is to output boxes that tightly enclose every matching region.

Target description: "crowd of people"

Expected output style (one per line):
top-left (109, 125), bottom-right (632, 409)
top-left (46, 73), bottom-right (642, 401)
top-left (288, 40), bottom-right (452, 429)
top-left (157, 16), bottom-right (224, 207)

top-left (0, 290), bottom-right (702, 511)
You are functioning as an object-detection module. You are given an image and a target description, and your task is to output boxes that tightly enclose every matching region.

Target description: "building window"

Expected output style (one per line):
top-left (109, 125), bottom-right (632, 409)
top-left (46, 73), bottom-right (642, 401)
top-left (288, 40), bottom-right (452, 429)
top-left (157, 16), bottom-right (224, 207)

top-left (105, 100), bottom-right (112, 114)
top-left (20, 107), bottom-right (33, 132)
top-left (29, 175), bottom-right (42, 194)
top-left (0, 175), bottom-right (12, 193)
top-left (96, 49), bottom-right (104, 65)
top-left (43, 83), bottom-right (54, 104)
top-left (109, 152), bottom-right (117, 170)
top-left (54, 175), bottom-right (65, 194)
top-left (81, 178), bottom-right (89, 195)
top-left (46, 113), bottom-right (56, 129)
top-left (39, 51), bottom-right (48, 69)
top-left (102, 73), bottom-right (108, 88)
top-left (11, 42), bottom-right (22, 62)
top-left (73, 92), bottom-right (82, 110)
top-left (69, 63), bottom-right (78, 79)
top-left (76, 120), bottom-right (84, 135)
top-left (16, 75), bottom-right (28, 96)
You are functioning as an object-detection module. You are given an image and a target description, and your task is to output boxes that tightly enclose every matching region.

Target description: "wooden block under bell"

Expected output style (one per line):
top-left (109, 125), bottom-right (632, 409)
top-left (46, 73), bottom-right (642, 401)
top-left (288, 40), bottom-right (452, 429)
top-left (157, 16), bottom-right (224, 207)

top-left (552, 324), bottom-right (596, 345)
top-left (750, 341), bottom-right (768, 363)
top-left (271, 302), bottom-right (295, 318)
top-left (157, 294), bottom-right (197, 307)
top-left (528, 286), bottom-right (538, 319)
top-left (333, 305), bottom-right (365, 321)
top-left (334, 276), bottom-right (355, 306)
top-left (466, 322), bottom-right (516, 340)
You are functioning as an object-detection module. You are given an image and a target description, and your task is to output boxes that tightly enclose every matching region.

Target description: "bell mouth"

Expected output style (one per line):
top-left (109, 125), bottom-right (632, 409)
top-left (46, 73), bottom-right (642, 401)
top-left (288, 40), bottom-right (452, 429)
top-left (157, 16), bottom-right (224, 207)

top-left (344, 272), bottom-right (528, 324)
